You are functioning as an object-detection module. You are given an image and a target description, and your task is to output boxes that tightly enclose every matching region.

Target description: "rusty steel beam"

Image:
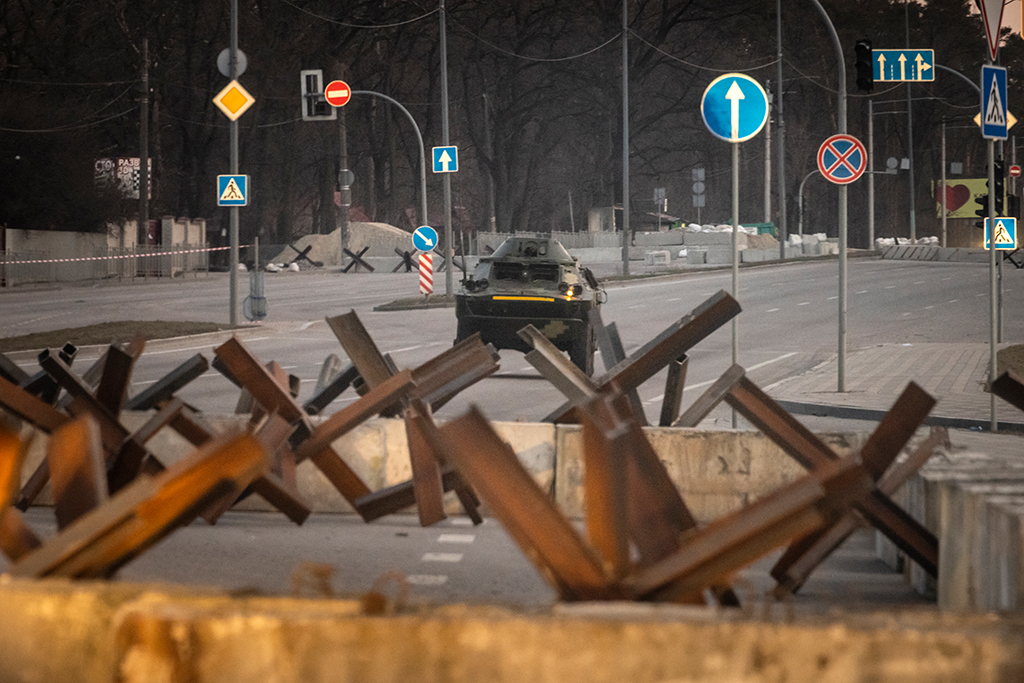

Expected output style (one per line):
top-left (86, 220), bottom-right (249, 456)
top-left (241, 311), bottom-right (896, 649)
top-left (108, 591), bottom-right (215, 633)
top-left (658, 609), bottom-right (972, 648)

top-left (108, 399), bottom-right (187, 492)
top-left (303, 363), bottom-right (359, 416)
top-left (125, 354), bottom-right (209, 411)
top-left (545, 291), bottom-right (740, 422)
top-left (21, 343), bottom-right (77, 404)
top-left (772, 427), bottom-right (949, 595)
top-left (0, 375), bottom-right (70, 433)
top-left (592, 317), bottom-right (646, 425)
top-left (725, 375), bottom-right (939, 577)
top-left (404, 405), bottom-right (447, 527)
top-left (353, 466), bottom-right (478, 523)
top-left (438, 406), bottom-right (619, 601)
top-left (325, 312), bottom-right (394, 389)
top-left (857, 383), bottom-right (936, 481)
top-left (992, 369), bottom-right (1024, 413)
top-left (410, 334), bottom-right (500, 410)
top-left (658, 355), bottom-right (688, 427)
top-left (47, 415), bottom-right (110, 530)
top-left (629, 456), bottom-right (873, 602)
top-left (38, 350), bottom-right (130, 454)
top-left (519, 324), bottom-right (599, 406)
top-left (580, 403), bottom-right (630, 580)
top-left (0, 422), bottom-right (41, 561)
top-left (94, 338), bottom-right (145, 415)
top-left (0, 353), bottom-right (30, 386)
top-left (12, 432), bottom-right (269, 579)
top-left (673, 364), bottom-right (746, 428)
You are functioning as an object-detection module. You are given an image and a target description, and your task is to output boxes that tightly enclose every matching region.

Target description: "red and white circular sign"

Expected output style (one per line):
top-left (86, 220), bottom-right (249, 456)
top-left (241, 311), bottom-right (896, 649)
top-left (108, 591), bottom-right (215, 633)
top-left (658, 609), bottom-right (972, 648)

top-left (817, 133), bottom-right (867, 185)
top-left (324, 80), bottom-right (351, 107)
top-left (1010, 164), bottom-right (1021, 178)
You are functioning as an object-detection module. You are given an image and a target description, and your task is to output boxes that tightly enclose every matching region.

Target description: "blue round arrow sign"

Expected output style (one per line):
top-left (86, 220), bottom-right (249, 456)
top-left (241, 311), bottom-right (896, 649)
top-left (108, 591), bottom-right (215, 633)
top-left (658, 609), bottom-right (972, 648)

top-left (413, 225), bottom-right (438, 253)
top-left (701, 73), bottom-right (769, 143)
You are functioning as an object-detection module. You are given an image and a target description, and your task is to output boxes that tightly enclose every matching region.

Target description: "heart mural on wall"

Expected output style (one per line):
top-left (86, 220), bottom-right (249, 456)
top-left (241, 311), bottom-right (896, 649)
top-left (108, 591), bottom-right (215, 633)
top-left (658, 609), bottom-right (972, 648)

top-left (938, 182), bottom-right (971, 212)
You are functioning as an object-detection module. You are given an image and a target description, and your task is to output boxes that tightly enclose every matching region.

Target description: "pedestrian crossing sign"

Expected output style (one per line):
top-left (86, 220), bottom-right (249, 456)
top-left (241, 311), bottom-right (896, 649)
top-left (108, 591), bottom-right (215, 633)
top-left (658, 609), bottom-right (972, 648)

top-left (985, 217), bottom-right (1017, 250)
top-left (217, 175), bottom-right (248, 206)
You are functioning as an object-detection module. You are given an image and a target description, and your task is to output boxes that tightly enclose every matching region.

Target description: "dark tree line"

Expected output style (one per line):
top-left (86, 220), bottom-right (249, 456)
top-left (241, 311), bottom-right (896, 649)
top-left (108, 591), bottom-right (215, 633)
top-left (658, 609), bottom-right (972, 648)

top-left (0, 0), bottom-right (1018, 248)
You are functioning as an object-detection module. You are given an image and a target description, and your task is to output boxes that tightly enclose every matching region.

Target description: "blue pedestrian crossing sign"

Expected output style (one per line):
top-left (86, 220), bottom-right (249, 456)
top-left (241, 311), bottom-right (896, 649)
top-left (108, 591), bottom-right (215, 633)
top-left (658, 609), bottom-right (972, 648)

top-left (217, 175), bottom-right (248, 206)
top-left (432, 146), bottom-right (458, 173)
top-left (701, 73), bottom-right (769, 143)
top-left (985, 217), bottom-right (1018, 250)
top-left (413, 225), bottom-right (439, 252)
top-left (982, 65), bottom-right (1008, 141)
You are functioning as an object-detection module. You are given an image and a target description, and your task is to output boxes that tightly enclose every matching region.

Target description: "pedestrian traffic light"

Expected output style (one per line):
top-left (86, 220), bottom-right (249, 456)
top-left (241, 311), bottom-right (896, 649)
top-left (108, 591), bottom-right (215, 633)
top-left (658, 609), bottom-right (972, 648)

top-left (855, 39), bottom-right (873, 93)
top-left (994, 158), bottom-right (1005, 215)
top-left (975, 193), bottom-right (990, 229)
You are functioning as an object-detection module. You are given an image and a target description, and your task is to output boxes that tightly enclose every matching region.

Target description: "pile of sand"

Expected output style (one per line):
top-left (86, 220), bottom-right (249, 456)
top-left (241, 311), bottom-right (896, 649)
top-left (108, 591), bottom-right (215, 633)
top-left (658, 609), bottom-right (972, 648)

top-left (746, 233), bottom-right (780, 250)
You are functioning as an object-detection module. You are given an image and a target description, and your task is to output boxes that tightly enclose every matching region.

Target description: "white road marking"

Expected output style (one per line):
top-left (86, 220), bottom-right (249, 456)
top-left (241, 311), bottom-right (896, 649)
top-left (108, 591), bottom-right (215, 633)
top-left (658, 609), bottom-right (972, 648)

top-left (855, 290), bottom-right (868, 294)
top-left (797, 302), bottom-right (810, 306)
top-left (299, 321), bottom-right (318, 331)
top-left (437, 533), bottom-right (475, 544)
top-left (644, 352), bottom-right (797, 403)
top-left (422, 552), bottom-right (463, 563)
top-left (947, 299), bottom-right (959, 304)
top-left (143, 339), bottom-right (268, 355)
top-left (449, 517), bottom-right (479, 526)
top-left (407, 575), bottom-right (448, 586)
top-left (766, 308), bottom-right (780, 313)
top-left (666, 297), bottom-right (681, 302)
top-left (828, 296), bottom-right (838, 300)
top-left (924, 305), bottom-right (934, 310)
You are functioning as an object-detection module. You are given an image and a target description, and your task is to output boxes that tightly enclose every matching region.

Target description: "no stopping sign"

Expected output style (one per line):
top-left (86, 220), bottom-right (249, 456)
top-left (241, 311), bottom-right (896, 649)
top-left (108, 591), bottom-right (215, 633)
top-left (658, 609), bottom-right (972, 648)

top-left (817, 134), bottom-right (867, 185)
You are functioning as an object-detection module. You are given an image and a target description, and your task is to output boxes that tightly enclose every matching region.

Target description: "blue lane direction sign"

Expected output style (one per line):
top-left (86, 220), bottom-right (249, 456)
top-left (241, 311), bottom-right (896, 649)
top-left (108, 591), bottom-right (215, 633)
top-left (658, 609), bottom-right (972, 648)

top-left (700, 73), bottom-right (769, 143)
top-left (413, 225), bottom-right (439, 253)
top-left (873, 49), bottom-right (934, 82)
top-left (985, 217), bottom-right (1018, 250)
top-left (217, 175), bottom-right (248, 206)
top-left (982, 65), bottom-right (1008, 140)
top-left (432, 146), bottom-right (458, 173)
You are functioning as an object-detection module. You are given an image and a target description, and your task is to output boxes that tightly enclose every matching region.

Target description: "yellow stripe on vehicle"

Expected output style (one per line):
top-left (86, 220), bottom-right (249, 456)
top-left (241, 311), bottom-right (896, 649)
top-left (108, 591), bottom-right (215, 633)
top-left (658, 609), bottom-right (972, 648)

top-left (492, 295), bottom-right (556, 302)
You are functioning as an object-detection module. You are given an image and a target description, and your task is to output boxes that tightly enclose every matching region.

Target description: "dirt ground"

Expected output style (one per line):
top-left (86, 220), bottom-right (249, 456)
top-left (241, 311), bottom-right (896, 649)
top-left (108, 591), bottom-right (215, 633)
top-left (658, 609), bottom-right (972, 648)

top-left (0, 321), bottom-right (234, 354)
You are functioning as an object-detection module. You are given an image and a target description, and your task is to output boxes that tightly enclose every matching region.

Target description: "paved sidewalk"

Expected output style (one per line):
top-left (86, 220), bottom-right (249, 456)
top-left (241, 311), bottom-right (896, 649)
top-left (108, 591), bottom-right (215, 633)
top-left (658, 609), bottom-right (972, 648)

top-left (763, 342), bottom-right (1024, 456)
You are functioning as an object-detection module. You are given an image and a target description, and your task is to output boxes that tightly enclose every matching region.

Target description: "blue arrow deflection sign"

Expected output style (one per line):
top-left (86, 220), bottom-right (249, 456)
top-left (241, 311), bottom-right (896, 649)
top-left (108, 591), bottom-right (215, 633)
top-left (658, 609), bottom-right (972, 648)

top-left (701, 74), bottom-right (769, 143)
top-left (981, 65), bottom-right (1008, 141)
top-left (413, 225), bottom-right (439, 252)
top-left (432, 146), bottom-right (458, 173)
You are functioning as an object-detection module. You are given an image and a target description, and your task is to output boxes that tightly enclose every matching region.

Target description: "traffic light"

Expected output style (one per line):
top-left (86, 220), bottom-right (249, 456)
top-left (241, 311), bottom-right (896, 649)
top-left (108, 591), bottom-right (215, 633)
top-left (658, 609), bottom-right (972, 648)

top-left (994, 158), bottom-right (1005, 215)
top-left (854, 39), bottom-right (873, 93)
top-left (975, 193), bottom-right (990, 230)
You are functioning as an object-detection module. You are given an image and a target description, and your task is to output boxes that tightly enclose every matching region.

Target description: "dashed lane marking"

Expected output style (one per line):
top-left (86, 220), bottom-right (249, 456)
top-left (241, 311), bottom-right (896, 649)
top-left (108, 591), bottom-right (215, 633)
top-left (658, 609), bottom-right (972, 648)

top-left (407, 575), bottom-right (448, 586)
top-left (422, 552), bottom-right (464, 563)
top-left (437, 534), bottom-right (475, 544)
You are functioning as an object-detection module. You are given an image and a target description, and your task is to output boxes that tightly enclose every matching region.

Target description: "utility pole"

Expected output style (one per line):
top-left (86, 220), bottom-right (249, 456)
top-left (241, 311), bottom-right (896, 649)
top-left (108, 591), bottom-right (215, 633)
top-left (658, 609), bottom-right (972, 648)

top-left (765, 80), bottom-right (772, 223)
top-left (620, 0), bottom-right (630, 277)
top-left (338, 105), bottom-right (350, 265)
top-left (775, 0), bottom-right (788, 259)
top-left (439, 0), bottom-right (453, 296)
top-left (139, 38), bottom-right (149, 251)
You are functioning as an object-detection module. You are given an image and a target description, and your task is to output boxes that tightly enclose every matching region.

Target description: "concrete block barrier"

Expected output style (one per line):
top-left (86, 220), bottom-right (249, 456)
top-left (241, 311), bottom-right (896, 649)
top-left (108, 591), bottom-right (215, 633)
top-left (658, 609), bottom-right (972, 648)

top-left (3, 580), bottom-right (1024, 683)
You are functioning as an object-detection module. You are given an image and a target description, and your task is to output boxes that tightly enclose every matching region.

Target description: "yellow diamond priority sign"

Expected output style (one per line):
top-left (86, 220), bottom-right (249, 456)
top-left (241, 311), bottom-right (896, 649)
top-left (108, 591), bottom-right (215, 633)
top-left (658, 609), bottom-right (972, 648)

top-left (213, 79), bottom-right (255, 121)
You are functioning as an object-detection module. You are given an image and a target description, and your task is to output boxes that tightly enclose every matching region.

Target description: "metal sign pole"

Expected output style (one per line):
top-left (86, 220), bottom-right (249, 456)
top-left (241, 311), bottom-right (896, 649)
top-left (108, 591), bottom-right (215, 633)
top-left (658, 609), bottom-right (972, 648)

top-left (229, 0), bottom-right (239, 326)
top-left (989, 137), bottom-right (998, 432)
top-left (731, 141), bottom-right (740, 428)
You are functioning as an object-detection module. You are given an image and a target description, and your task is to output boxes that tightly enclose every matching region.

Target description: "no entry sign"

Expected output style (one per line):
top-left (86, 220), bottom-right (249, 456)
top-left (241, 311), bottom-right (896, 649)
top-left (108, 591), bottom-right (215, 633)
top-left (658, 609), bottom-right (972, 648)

top-left (817, 134), bottom-right (867, 185)
top-left (324, 80), bottom-right (351, 107)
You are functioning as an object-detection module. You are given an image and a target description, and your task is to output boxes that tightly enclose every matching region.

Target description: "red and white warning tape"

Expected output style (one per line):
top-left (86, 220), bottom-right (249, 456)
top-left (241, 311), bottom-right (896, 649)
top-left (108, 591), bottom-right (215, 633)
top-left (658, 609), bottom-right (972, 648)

top-left (1, 245), bottom-right (239, 266)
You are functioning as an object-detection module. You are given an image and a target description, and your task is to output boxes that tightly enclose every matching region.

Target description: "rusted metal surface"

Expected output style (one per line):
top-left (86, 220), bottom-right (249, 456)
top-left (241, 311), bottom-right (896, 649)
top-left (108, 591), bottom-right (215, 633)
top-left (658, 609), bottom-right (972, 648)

top-left (10, 432), bottom-right (269, 579)
top-left (439, 407), bottom-right (619, 601)
top-left (303, 363), bottom-right (359, 415)
top-left (673, 363), bottom-right (745, 428)
top-left (0, 421), bottom-right (41, 561)
top-left (47, 415), bottom-right (109, 530)
top-left (658, 355), bottom-right (688, 427)
top-left (591, 313), bottom-right (646, 425)
top-left (325, 312), bottom-right (394, 389)
top-left (404, 404), bottom-right (447, 526)
top-left (545, 291), bottom-right (741, 422)
top-left (125, 354), bottom-right (209, 411)
top-left (0, 375), bottom-right (71, 433)
top-left (992, 369), bottom-right (1024, 413)
top-left (94, 338), bottom-right (144, 415)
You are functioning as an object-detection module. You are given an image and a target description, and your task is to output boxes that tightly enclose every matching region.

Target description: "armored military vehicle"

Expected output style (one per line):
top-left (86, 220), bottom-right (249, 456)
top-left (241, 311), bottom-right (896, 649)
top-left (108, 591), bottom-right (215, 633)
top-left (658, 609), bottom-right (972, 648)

top-left (454, 235), bottom-right (606, 375)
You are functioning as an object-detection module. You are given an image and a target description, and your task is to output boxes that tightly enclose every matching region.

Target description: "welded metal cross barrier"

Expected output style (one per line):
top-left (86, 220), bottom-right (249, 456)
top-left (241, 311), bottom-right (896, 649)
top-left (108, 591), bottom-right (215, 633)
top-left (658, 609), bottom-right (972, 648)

top-left (992, 369), bottom-right (1024, 413)
top-left (544, 290), bottom-right (741, 423)
top-left (6, 425), bottom-right (270, 579)
top-left (324, 311), bottom-right (497, 523)
top-left (675, 364), bottom-right (940, 582)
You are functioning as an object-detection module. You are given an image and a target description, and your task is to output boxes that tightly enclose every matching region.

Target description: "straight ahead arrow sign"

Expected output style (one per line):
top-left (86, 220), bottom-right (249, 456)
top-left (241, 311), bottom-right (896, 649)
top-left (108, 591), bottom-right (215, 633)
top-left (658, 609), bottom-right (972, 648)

top-left (725, 81), bottom-right (744, 141)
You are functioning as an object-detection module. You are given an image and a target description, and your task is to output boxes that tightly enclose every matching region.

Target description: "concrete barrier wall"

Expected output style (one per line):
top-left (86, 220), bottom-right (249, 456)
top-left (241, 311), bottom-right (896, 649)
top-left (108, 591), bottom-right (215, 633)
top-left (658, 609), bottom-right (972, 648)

top-left (2, 581), bottom-right (1023, 683)
top-left (21, 417), bottom-right (856, 524)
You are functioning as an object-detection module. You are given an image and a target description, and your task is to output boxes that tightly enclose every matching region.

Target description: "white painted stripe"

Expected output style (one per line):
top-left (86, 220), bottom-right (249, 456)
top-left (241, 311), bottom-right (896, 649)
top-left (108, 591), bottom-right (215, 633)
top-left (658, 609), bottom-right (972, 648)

top-left (422, 552), bottom-right (463, 562)
top-left (407, 575), bottom-right (448, 586)
top-left (143, 338), bottom-right (270, 355)
top-left (766, 308), bottom-right (780, 313)
top-left (449, 517), bottom-right (478, 526)
top-left (644, 352), bottom-right (798, 403)
top-left (438, 533), bottom-right (475, 544)
top-left (797, 302), bottom-right (810, 306)
top-left (300, 321), bottom-right (317, 331)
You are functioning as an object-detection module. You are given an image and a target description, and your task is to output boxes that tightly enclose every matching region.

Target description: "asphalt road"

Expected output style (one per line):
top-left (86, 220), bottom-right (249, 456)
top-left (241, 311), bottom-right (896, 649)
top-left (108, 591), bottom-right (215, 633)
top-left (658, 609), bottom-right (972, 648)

top-left (3, 256), bottom-right (1020, 424)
